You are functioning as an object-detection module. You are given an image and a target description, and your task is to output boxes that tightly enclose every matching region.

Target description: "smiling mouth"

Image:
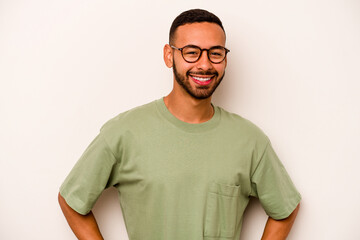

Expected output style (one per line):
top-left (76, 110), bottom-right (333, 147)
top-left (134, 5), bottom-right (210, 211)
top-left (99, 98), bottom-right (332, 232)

top-left (189, 75), bottom-right (215, 86)
top-left (192, 76), bottom-right (212, 81)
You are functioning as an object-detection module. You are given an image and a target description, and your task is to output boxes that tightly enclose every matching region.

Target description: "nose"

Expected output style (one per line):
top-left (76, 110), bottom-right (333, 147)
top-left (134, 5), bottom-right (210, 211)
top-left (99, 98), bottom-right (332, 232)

top-left (196, 50), bottom-right (213, 70)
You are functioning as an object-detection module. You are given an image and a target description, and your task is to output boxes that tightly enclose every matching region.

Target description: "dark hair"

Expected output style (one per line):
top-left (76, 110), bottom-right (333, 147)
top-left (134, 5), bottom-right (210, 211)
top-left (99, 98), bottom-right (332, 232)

top-left (169, 9), bottom-right (225, 44)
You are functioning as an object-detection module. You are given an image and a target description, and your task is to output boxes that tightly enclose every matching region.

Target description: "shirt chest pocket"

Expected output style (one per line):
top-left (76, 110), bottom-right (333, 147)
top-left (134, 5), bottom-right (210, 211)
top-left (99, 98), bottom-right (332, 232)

top-left (203, 182), bottom-right (241, 238)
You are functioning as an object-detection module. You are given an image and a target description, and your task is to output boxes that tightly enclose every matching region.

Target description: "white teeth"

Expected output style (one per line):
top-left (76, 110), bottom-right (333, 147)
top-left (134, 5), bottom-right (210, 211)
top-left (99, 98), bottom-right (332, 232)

top-left (192, 76), bottom-right (212, 81)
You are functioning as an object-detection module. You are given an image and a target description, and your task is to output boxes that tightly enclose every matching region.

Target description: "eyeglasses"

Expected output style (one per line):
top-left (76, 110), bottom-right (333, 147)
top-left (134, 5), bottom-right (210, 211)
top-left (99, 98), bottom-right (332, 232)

top-left (171, 45), bottom-right (230, 64)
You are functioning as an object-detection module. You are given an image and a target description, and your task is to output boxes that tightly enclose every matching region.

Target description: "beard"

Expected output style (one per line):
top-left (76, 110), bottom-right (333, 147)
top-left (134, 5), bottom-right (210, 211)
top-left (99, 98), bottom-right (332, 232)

top-left (173, 61), bottom-right (225, 100)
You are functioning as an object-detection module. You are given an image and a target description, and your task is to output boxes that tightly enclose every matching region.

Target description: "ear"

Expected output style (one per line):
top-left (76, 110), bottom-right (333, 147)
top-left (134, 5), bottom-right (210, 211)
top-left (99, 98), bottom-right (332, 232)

top-left (163, 44), bottom-right (173, 68)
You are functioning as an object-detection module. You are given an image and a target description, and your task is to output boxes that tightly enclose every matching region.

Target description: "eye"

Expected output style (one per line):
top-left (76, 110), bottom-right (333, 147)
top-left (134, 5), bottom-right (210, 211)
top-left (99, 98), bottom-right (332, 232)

top-left (210, 52), bottom-right (224, 58)
top-left (211, 52), bottom-right (222, 56)
top-left (209, 48), bottom-right (225, 59)
top-left (183, 47), bottom-right (200, 56)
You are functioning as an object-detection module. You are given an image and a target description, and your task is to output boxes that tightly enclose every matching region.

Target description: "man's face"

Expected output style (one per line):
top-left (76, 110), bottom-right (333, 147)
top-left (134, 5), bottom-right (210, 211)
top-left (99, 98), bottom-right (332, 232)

top-left (170, 22), bottom-right (227, 100)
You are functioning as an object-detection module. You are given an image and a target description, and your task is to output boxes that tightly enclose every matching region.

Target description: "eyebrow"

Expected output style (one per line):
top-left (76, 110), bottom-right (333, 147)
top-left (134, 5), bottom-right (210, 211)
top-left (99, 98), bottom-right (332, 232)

top-left (184, 44), bottom-right (226, 49)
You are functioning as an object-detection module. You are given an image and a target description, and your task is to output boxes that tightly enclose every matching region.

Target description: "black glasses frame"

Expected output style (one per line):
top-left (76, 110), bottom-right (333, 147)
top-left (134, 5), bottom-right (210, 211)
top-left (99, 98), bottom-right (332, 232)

top-left (170, 45), bottom-right (230, 64)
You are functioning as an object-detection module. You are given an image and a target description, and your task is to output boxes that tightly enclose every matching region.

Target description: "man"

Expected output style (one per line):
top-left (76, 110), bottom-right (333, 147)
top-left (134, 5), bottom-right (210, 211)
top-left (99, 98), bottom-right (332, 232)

top-left (59, 9), bottom-right (301, 240)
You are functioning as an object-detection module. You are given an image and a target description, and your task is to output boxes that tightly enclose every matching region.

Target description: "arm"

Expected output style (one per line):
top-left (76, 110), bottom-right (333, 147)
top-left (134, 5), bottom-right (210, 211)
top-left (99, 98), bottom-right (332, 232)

top-left (58, 192), bottom-right (104, 240)
top-left (261, 203), bottom-right (300, 240)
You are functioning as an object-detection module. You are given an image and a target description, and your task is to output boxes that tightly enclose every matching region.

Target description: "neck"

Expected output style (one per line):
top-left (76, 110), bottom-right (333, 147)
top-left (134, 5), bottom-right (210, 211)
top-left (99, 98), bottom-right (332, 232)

top-left (164, 89), bottom-right (214, 124)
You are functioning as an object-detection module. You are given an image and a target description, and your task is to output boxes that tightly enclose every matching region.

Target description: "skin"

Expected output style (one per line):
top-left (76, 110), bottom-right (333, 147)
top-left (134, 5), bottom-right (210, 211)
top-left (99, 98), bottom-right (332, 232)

top-left (58, 193), bottom-right (104, 240)
top-left (163, 22), bottom-right (227, 123)
top-left (261, 204), bottom-right (300, 239)
top-left (59, 21), bottom-right (300, 239)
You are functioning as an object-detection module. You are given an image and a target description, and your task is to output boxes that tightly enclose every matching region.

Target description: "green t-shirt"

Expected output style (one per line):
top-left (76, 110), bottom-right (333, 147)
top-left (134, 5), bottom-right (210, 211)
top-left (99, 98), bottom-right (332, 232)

top-left (60, 98), bottom-right (301, 240)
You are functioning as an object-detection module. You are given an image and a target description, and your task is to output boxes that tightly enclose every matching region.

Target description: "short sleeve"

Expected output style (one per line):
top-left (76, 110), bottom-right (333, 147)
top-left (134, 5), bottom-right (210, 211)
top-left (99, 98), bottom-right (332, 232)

top-left (59, 133), bottom-right (120, 215)
top-left (250, 142), bottom-right (301, 220)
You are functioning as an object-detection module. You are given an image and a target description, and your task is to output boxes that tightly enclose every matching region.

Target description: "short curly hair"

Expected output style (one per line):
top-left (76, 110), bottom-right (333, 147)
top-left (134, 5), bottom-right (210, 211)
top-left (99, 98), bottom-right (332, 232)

top-left (169, 9), bottom-right (225, 44)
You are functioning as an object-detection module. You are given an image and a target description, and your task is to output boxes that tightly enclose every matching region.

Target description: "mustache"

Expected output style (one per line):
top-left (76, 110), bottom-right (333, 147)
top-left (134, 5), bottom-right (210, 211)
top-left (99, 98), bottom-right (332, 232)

top-left (187, 70), bottom-right (218, 76)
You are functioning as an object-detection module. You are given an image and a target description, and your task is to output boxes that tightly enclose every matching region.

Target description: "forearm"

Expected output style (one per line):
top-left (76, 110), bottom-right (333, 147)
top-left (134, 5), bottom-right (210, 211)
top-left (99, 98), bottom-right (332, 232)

top-left (58, 192), bottom-right (104, 240)
top-left (261, 203), bottom-right (300, 240)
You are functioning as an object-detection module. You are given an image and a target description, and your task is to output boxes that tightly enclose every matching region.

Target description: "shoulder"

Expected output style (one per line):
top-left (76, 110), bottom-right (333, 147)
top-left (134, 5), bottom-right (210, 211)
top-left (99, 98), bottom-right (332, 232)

top-left (97, 100), bottom-right (160, 143)
top-left (217, 106), bottom-right (269, 144)
top-left (94, 100), bottom-right (160, 156)
top-left (101, 100), bottom-right (157, 130)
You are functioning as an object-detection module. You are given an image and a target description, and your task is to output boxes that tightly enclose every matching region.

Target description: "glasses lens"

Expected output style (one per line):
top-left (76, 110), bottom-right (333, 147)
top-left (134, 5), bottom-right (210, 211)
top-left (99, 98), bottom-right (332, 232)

top-left (182, 46), bottom-right (201, 62)
top-left (209, 48), bottom-right (226, 63)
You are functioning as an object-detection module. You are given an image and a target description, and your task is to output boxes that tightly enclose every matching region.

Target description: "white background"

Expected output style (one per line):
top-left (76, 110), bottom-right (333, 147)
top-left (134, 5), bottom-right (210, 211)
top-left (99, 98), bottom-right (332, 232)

top-left (1, 0), bottom-right (359, 239)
